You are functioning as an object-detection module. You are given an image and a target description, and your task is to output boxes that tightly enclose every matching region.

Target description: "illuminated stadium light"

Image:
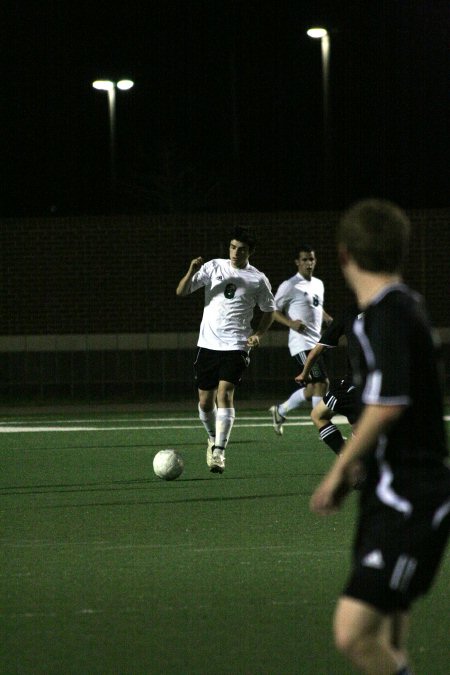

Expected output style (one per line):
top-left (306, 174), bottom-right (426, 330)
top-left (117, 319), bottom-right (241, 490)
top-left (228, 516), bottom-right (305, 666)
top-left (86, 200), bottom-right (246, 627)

top-left (306, 27), bottom-right (328, 39)
top-left (306, 27), bottom-right (331, 202)
top-left (117, 79), bottom-right (134, 90)
top-left (92, 79), bottom-right (135, 185)
top-left (92, 80), bottom-right (115, 91)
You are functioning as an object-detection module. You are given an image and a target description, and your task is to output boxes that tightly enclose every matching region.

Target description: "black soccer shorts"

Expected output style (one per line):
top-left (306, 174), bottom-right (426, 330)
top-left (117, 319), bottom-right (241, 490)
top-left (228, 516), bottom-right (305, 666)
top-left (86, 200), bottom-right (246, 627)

top-left (323, 376), bottom-right (359, 425)
top-left (193, 348), bottom-right (250, 390)
top-left (343, 497), bottom-right (450, 613)
top-left (294, 350), bottom-right (328, 383)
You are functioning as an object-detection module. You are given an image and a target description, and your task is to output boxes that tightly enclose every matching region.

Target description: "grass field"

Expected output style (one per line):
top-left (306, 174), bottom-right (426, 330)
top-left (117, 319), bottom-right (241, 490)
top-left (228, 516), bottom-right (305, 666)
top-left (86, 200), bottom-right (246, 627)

top-left (1, 407), bottom-right (449, 674)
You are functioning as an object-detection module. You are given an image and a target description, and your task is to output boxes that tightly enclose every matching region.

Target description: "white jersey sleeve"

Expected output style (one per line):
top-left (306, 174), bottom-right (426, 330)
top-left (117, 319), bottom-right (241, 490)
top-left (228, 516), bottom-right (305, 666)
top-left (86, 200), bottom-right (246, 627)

top-left (273, 279), bottom-right (293, 313)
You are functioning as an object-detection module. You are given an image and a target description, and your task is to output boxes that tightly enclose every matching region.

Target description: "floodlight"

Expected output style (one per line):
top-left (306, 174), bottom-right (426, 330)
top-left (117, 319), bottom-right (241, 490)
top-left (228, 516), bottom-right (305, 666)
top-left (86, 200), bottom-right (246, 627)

top-left (92, 80), bottom-right (114, 91)
top-left (307, 28), bottom-right (328, 39)
top-left (117, 80), bottom-right (134, 90)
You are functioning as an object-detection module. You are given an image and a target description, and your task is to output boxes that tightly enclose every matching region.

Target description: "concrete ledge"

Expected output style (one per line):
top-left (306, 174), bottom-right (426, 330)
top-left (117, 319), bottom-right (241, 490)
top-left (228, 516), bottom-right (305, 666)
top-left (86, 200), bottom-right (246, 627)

top-left (0, 328), bottom-right (448, 352)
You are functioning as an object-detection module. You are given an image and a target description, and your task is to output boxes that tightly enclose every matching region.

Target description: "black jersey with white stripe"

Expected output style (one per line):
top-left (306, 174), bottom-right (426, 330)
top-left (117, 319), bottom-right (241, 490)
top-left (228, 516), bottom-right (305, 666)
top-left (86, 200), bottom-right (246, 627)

top-left (319, 302), bottom-right (363, 375)
top-left (353, 283), bottom-right (449, 503)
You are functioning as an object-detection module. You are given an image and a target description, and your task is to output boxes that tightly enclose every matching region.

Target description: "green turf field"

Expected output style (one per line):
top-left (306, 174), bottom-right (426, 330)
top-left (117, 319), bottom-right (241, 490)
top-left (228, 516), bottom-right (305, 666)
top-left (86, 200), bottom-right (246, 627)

top-left (1, 409), bottom-right (449, 674)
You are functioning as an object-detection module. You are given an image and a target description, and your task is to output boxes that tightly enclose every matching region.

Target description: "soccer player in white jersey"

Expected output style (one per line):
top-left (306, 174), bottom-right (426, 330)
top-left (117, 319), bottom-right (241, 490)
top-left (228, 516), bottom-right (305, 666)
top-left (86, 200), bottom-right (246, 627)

top-left (269, 246), bottom-right (332, 434)
top-left (176, 227), bottom-right (275, 473)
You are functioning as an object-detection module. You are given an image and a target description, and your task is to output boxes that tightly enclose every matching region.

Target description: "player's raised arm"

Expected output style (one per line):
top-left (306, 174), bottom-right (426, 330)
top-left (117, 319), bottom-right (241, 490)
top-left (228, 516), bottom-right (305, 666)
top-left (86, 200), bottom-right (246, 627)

top-left (176, 256), bottom-right (203, 296)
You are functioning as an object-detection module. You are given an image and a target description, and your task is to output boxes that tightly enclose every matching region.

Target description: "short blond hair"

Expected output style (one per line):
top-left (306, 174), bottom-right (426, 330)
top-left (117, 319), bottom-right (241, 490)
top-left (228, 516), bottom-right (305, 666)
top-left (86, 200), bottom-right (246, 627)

top-left (337, 199), bottom-right (410, 273)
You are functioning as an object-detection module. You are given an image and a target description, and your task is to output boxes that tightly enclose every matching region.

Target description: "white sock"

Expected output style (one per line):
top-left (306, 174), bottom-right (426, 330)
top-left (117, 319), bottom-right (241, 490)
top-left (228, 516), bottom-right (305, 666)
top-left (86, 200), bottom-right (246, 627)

top-left (215, 408), bottom-right (235, 449)
top-left (312, 396), bottom-right (323, 409)
top-left (279, 389), bottom-right (307, 417)
top-left (198, 403), bottom-right (217, 440)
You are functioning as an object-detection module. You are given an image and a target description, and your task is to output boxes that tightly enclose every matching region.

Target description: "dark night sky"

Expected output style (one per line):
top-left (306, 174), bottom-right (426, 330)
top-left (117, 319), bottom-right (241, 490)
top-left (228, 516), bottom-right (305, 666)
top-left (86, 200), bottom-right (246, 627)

top-left (3, 0), bottom-right (449, 216)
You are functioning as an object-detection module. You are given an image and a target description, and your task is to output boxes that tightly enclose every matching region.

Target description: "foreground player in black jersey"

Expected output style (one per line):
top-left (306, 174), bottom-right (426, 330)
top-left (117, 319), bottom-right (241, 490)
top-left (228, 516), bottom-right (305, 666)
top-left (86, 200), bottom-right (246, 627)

top-left (310, 199), bottom-right (450, 675)
top-left (295, 303), bottom-right (362, 456)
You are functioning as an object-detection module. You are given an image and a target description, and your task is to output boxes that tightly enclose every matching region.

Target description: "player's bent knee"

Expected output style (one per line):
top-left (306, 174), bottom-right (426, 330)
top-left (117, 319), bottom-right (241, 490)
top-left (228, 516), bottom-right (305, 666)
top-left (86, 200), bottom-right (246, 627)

top-left (334, 626), bottom-right (377, 665)
top-left (310, 401), bottom-right (330, 427)
top-left (334, 626), bottom-right (357, 656)
top-left (334, 597), bottom-right (384, 661)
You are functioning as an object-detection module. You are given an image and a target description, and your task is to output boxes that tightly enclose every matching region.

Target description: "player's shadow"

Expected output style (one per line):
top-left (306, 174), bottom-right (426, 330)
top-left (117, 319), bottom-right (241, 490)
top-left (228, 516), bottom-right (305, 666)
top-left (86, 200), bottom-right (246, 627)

top-left (1, 468), bottom-right (324, 504)
top-left (38, 490), bottom-right (313, 509)
top-left (26, 441), bottom-right (205, 451)
top-left (0, 474), bottom-right (255, 497)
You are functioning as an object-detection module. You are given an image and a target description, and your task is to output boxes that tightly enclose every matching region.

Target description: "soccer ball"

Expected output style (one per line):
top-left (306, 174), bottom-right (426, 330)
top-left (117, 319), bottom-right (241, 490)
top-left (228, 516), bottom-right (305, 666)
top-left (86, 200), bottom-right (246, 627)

top-left (153, 449), bottom-right (184, 481)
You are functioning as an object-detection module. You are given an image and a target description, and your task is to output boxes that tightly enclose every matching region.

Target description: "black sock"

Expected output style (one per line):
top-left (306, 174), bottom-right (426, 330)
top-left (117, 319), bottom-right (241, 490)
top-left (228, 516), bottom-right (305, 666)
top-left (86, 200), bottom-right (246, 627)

top-left (396, 667), bottom-right (412, 675)
top-left (319, 423), bottom-right (345, 455)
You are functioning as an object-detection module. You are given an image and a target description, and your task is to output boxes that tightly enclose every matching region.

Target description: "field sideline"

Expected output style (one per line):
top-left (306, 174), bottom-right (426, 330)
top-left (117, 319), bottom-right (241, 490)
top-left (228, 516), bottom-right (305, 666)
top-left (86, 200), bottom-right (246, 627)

top-left (1, 409), bottom-right (449, 674)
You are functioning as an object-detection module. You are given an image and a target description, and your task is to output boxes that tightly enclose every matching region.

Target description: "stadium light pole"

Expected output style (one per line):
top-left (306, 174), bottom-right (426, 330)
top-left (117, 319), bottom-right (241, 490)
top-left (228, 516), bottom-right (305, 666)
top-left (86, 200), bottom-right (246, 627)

top-left (307, 28), bottom-right (331, 203)
top-left (92, 79), bottom-right (134, 188)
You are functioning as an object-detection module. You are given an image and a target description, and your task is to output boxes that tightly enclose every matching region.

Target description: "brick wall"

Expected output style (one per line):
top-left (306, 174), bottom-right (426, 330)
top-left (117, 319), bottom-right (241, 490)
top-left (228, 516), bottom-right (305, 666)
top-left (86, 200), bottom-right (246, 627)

top-left (0, 209), bottom-right (448, 401)
top-left (1, 208), bottom-right (449, 334)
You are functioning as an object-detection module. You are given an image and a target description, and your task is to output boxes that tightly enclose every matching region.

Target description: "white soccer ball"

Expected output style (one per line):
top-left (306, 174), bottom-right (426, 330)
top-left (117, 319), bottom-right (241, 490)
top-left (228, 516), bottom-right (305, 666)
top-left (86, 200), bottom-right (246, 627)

top-left (153, 449), bottom-right (184, 481)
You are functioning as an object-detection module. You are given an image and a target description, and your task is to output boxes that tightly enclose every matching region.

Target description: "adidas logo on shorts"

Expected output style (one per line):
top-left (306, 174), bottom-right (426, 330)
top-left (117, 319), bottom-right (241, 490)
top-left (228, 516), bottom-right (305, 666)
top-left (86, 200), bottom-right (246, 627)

top-left (361, 549), bottom-right (385, 569)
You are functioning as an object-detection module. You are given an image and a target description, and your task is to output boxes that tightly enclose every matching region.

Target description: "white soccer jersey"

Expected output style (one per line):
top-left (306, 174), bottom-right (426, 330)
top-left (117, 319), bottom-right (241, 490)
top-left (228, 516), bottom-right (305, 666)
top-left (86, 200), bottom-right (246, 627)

top-left (274, 273), bottom-right (325, 354)
top-left (189, 258), bottom-right (275, 351)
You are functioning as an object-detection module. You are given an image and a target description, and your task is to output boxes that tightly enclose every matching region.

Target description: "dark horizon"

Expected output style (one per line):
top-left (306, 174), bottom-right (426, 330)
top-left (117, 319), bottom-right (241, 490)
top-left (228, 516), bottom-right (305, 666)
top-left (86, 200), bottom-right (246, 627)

top-left (3, 0), bottom-right (449, 217)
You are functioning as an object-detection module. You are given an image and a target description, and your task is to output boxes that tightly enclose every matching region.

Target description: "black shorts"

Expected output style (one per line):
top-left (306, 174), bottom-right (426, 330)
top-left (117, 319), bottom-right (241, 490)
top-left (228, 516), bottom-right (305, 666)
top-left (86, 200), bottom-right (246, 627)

top-left (343, 497), bottom-right (450, 613)
top-left (323, 376), bottom-right (359, 425)
top-left (294, 350), bottom-right (328, 383)
top-left (194, 347), bottom-right (250, 390)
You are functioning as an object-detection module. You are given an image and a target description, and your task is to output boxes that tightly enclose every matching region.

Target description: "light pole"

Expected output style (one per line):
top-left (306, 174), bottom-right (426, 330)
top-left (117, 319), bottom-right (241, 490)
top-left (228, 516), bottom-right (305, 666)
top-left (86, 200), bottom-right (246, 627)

top-left (307, 28), bottom-right (331, 202)
top-left (92, 79), bottom-right (134, 188)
